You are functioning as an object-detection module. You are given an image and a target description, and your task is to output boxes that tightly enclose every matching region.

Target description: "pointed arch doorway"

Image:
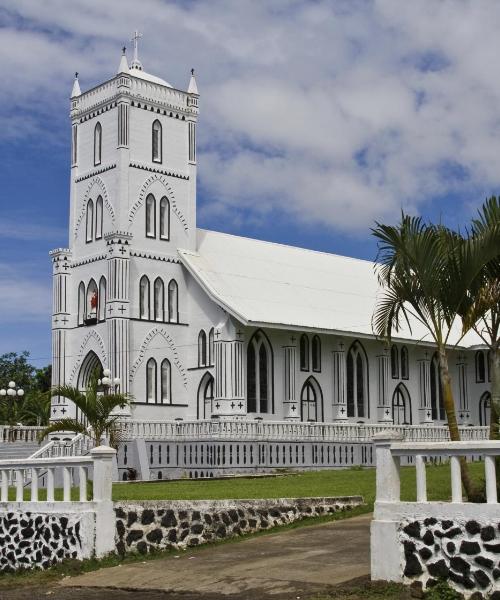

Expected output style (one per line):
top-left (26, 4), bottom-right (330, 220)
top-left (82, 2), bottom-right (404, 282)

top-left (300, 377), bottom-right (324, 422)
top-left (76, 351), bottom-right (103, 425)
top-left (479, 392), bottom-right (491, 426)
top-left (197, 372), bottom-right (214, 420)
top-left (391, 383), bottom-right (412, 425)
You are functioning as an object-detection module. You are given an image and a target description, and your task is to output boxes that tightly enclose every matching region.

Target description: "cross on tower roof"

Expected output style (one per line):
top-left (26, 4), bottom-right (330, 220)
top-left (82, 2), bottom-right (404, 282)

top-left (130, 30), bottom-right (143, 70)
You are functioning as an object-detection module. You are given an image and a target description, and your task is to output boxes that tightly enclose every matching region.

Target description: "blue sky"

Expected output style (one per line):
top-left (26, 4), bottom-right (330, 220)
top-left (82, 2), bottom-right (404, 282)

top-left (1, 0), bottom-right (499, 367)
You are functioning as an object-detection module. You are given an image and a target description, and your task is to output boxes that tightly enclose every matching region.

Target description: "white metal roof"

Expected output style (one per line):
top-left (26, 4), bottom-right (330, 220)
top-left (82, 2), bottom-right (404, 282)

top-left (178, 229), bottom-right (483, 348)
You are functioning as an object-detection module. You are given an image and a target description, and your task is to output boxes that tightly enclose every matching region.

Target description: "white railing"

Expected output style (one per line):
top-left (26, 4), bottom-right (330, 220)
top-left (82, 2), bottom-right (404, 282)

top-left (0, 426), bottom-right (45, 443)
top-left (117, 419), bottom-right (489, 443)
top-left (30, 432), bottom-right (94, 460)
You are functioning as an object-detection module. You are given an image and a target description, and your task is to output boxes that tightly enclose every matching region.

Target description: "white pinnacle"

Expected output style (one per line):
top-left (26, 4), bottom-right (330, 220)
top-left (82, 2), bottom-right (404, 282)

top-left (118, 46), bottom-right (129, 73)
top-left (188, 68), bottom-right (199, 95)
top-left (71, 72), bottom-right (81, 98)
top-left (130, 30), bottom-right (143, 70)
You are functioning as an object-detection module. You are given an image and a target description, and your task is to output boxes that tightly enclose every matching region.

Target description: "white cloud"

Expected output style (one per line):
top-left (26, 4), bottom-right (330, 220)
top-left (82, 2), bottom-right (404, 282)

top-left (0, 263), bottom-right (51, 322)
top-left (1, 0), bottom-right (500, 233)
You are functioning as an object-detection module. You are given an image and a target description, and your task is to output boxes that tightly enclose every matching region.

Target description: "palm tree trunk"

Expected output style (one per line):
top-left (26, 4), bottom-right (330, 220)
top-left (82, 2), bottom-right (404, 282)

top-left (438, 347), bottom-right (476, 500)
top-left (489, 346), bottom-right (500, 489)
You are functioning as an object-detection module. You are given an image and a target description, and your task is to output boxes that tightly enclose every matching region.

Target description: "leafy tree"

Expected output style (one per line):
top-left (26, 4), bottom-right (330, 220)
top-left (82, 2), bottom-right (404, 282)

top-left (0, 352), bottom-right (35, 392)
top-left (39, 369), bottom-right (130, 447)
top-left (372, 214), bottom-right (498, 500)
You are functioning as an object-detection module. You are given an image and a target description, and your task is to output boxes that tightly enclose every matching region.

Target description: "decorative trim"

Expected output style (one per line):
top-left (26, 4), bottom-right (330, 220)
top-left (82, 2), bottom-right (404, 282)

top-left (128, 174), bottom-right (188, 233)
top-left (74, 176), bottom-right (116, 239)
top-left (129, 161), bottom-right (189, 181)
top-left (129, 327), bottom-right (187, 388)
top-left (69, 330), bottom-right (108, 384)
top-left (71, 253), bottom-right (107, 268)
top-left (75, 163), bottom-right (116, 183)
top-left (130, 251), bottom-right (180, 263)
top-left (49, 248), bottom-right (71, 257)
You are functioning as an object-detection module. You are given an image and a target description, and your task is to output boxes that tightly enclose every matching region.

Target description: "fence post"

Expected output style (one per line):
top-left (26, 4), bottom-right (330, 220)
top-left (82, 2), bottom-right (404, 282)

top-left (91, 445), bottom-right (116, 557)
top-left (373, 431), bottom-right (403, 503)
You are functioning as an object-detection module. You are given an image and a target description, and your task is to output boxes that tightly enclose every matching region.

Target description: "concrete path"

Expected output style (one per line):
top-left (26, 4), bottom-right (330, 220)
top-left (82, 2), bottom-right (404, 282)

top-left (62, 513), bottom-right (371, 599)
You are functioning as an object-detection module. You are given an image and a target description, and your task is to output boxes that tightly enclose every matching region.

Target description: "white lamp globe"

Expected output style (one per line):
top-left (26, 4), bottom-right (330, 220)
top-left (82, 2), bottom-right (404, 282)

top-left (17, 389), bottom-right (24, 397)
top-left (101, 376), bottom-right (111, 386)
top-left (103, 369), bottom-right (111, 377)
top-left (7, 388), bottom-right (15, 396)
top-left (8, 381), bottom-right (16, 388)
top-left (0, 389), bottom-right (6, 396)
top-left (113, 377), bottom-right (121, 386)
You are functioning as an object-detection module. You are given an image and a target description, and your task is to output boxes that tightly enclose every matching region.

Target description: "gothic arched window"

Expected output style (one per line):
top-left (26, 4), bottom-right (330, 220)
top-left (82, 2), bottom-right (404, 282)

top-left (208, 328), bottom-right (215, 366)
top-left (168, 279), bottom-right (178, 323)
top-left (161, 359), bottom-right (171, 404)
top-left (154, 278), bottom-right (164, 321)
top-left (475, 351), bottom-right (485, 383)
top-left (78, 281), bottom-right (85, 326)
top-left (198, 330), bottom-right (207, 367)
top-left (86, 199), bottom-right (94, 243)
top-left (400, 346), bottom-right (409, 380)
top-left (247, 330), bottom-right (273, 414)
top-left (346, 341), bottom-right (368, 419)
top-left (146, 358), bottom-right (157, 403)
top-left (139, 275), bottom-right (150, 320)
top-left (159, 197), bottom-right (170, 240)
top-left (146, 194), bottom-right (156, 238)
top-left (312, 335), bottom-right (321, 372)
top-left (487, 350), bottom-right (492, 382)
top-left (152, 119), bottom-right (162, 163)
top-left (86, 279), bottom-right (98, 323)
top-left (391, 345), bottom-right (399, 379)
top-left (98, 276), bottom-right (106, 322)
top-left (94, 122), bottom-right (102, 166)
top-left (300, 334), bottom-right (309, 371)
top-left (95, 196), bottom-right (103, 240)
top-left (430, 353), bottom-right (445, 420)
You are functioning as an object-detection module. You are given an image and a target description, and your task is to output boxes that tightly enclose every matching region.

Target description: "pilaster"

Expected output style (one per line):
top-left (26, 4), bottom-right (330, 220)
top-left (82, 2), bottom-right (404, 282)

top-left (213, 319), bottom-right (245, 419)
top-left (418, 355), bottom-right (433, 423)
top-left (116, 75), bottom-right (131, 230)
top-left (283, 345), bottom-right (299, 420)
top-left (332, 341), bottom-right (348, 420)
top-left (377, 350), bottom-right (392, 422)
top-left (457, 353), bottom-right (470, 424)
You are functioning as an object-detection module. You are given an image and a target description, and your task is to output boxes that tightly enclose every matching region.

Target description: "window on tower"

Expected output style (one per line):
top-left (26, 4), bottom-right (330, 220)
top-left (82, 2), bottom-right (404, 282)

top-left (146, 194), bottom-right (156, 238)
top-left (95, 196), bottom-right (103, 240)
top-left (152, 120), bottom-right (162, 163)
top-left (139, 275), bottom-right (150, 320)
top-left (159, 197), bottom-right (170, 240)
top-left (154, 278), bottom-right (164, 321)
top-left (98, 276), bottom-right (106, 322)
top-left (86, 199), bottom-right (94, 243)
top-left (94, 122), bottom-right (102, 166)
top-left (168, 279), bottom-right (178, 323)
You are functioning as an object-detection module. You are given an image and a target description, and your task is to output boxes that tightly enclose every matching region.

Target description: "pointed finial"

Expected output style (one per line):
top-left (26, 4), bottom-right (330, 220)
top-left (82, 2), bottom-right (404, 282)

top-left (122, 46), bottom-right (126, 55)
top-left (130, 30), bottom-right (143, 70)
top-left (118, 46), bottom-right (129, 74)
top-left (71, 72), bottom-right (81, 98)
top-left (188, 68), bottom-right (198, 95)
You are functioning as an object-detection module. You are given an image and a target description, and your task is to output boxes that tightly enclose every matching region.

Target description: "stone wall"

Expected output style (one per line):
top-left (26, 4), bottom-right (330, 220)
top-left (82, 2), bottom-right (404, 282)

top-left (400, 517), bottom-right (500, 599)
top-left (114, 496), bottom-right (363, 555)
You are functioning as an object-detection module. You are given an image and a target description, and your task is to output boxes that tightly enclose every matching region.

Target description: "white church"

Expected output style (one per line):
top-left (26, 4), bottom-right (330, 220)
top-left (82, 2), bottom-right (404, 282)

top-left (49, 39), bottom-right (492, 477)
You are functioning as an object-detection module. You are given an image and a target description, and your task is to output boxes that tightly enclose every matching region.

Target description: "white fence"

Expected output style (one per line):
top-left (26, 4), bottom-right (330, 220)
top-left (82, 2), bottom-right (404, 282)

top-left (371, 433), bottom-right (500, 598)
top-left (0, 425), bottom-right (45, 443)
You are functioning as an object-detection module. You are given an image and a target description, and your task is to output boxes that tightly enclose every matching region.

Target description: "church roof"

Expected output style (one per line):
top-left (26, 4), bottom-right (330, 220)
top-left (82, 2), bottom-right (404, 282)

top-left (178, 229), bottom-right (483, 348)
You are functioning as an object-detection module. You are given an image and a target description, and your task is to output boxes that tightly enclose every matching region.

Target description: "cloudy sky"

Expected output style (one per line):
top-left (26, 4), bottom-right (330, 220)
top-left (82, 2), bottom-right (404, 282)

top-left (1, 0), bottom-right (499, 366)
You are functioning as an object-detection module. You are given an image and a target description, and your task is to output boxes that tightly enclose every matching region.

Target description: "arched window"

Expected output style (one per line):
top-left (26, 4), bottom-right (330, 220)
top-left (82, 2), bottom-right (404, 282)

top-left (94, 122), bottom-right (102, 166)
top-left (198, 330), bottom-right (207, 367)
top-left (300, 334), bottom-right (309, 371)
top-left (95, 196), bottom-right (103, 240)
top-left (139, 275), bottom-right (150, 320)
top-left (475, 351), bottom-right (485, 383)
top-left (168, 279), bottom-right (178, 323)
top-left (78, 281), bottom-right (85, 326)
top-left (86, 279), bottom-right (98, 323)
top-left (391, 345), bottom-right (399, 379)
top-left (146, 194), bottom-right (156, 238)
top-left (487, 350), bottom-right (492, 382)
top-left (247, 330), bottom-right (273, 414)
top-left (154, 278), bottom-right (164, 321)
top-left (430, 353), bottom-right (445, 420)
top-left (146, 358), bottom-right (157, 403)
top-left (400, 346), bottom-right (409, 380)
top-left (301, 377), bottom-right (322, 422)
top-left (86, 199), bottom-right (94, 243)
top-left (391, 384), bottom-right (412, 425)
top-left (346, 341), bottom-right (368, 419)
top-left (98, 276), bottom-right (106, 322)
top-left (161, 359), bottom-right (171, 404)
top-left (159, 197), bottom-right (170, 240)
top-left (208, 328), bottom-right (215, 366)
top-left (152, 119), bottom-right (162, 163)
top-left (312, 335), bottom-right (321, 372)
top-left (479, 392), bottom-right (491, 426)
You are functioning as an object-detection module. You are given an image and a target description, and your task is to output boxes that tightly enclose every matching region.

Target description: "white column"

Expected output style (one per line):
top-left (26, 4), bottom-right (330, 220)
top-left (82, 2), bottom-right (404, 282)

top-left (418, 356), bottom-right (433, 423)
top-left (91, 446), bottom-right (117, 557)
top-left (457, 355), bottom-right (470, 425)
top-left (283, 346), bottom-right (299, 420)
top-left (214, 339), bottom-right (245, 418)
top-left (332, 342), bottom-right (348, 421)
top-left (377, 351), bottom-right (392, 422)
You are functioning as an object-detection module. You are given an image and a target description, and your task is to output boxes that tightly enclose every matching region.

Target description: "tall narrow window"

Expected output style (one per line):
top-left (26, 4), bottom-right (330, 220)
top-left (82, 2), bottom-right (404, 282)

top-left (146, 194), bottom-right (156, 238)
top-left (391, 345), bottom-right (399, 378)
top-left (300, 335), bottom-right (309, 371)
top-left (475, 351), bottom-right (485, 383)
top-left (71, 124), bottom-right (78, 166)
top-left (86, 199), bottom-right (94, 243)
top-left (168, 279), bottom-right (178, 323)
top-left (312, 335), bottom-right (321, 372)
top-left (259, 344), bottom-right (268, 413)
top-left (430, 354), bottom-right (445, 420)
top-left (98, 276), bottom-right (106, 322)
top-left (159, 197), bottom-right (170, 240)
top-left (152, 119), bottom-right (162, 163)
top-left (78, 282), bottom-right (85, 326)
top-left (346, 341), bottom-right (368, 419)
top-left (208, 328), bottom-right (215, 366)
top-left (247, 343), bottom-right (256, 412)
top-left (94, 122), bottom-right (102, 166)
top-left (487, 350), bottom-right (492, 382)
top-left (95, 196), bottom-right (103, 240)
top-left (246, 330), bottom-right (273, 414)
top-left (400, 346), bottom-right (409, 379)
top-left (161, 359), bottom-right (171, 403)
top-left (154, 278), bottom-right (164, 321)
top-left (86, 279), bottom-right (98, 323)
top-left (198, 330), bottom-right (207, 367)
top-left (139, 276), bottom-right (150, 320)
top-left (146, 358), bottom-right (157, 403)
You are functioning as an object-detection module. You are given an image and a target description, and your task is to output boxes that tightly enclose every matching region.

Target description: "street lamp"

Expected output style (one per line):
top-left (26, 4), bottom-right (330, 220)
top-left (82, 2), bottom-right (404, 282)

top-left (0, 381), bottom-right (25, 441)
top-left (97, 369), bottom-right (121, 394)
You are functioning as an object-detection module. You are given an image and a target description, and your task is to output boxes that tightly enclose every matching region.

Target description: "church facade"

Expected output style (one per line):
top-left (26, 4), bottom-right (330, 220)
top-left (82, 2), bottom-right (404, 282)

top-left (50, 46), bottom-right (492, 433)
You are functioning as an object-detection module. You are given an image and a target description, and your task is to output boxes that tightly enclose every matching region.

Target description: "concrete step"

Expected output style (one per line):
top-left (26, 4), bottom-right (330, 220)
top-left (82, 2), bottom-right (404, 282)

top-left (0, 443), bottom-right (40, 460)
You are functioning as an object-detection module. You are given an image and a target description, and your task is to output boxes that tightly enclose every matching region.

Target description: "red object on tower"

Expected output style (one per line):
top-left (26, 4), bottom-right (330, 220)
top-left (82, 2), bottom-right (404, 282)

top-left (91, 291), bottom-right (98, 309)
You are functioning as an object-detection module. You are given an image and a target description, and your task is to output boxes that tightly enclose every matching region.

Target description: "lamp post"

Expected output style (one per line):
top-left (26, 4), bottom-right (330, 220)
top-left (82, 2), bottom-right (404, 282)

top-left (0, 381), bottom-right (25, 441)
top-left (97, 369), bottom-right (121, 395)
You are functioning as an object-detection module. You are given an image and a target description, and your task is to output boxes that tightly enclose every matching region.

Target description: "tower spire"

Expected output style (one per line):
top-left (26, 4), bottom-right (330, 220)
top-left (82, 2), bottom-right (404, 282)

top-left (130, 30), bottom-right (143, 70)
top-left (71, 72), bottom-right (81, 98)
top-left (118, 46), bottom-right (129, 74)
top-left (188, 68), bottom-right (199, 95)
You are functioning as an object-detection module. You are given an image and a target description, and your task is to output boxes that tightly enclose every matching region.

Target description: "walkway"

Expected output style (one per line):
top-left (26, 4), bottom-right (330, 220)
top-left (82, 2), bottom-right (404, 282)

top-left (62, 513), bottom-right (371, 599)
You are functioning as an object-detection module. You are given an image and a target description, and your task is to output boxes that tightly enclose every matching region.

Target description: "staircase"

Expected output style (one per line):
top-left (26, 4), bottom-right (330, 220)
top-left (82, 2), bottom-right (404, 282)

top-left (0, 441), bottom-right (40, 460)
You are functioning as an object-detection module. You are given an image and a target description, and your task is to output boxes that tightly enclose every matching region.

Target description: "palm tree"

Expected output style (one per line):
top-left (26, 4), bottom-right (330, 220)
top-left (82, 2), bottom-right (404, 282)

top-left (372, 214), bottom-right (497, 499)
top-left (39, 369), bottom-right (130, 447)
